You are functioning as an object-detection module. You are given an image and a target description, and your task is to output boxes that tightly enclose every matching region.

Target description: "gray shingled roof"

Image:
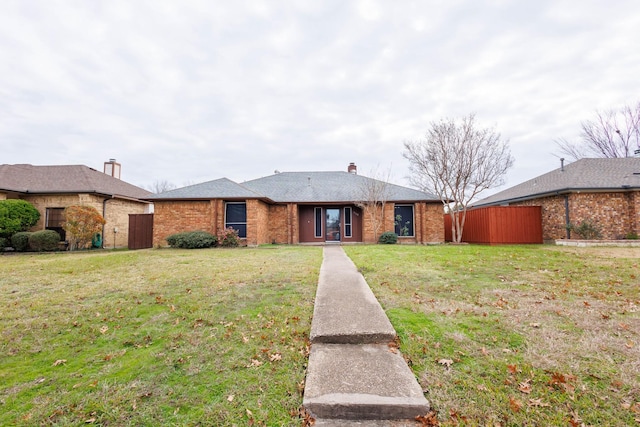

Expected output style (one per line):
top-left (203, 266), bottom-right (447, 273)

top-left (475, 158), bottom-right (640, 206)
top-left (149, 171), bottom-right (438, 203)
top-left (243, 171), bottom-right (437, 203)
top-left (0, 164), bottom-right (152, 200)
top-left (148, 178), bottom-right (264, 200)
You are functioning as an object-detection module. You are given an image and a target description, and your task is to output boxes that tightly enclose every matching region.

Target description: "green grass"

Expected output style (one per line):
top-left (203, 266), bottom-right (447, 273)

top-left (3, 244), bottom-right (639, 426)
top-left (345, 244), bottom-right (640, 426)
top-left (0, 247), bottom-right (322, 426)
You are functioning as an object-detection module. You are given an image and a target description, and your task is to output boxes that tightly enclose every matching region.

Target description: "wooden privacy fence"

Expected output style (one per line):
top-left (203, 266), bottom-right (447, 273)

top-left (128, 214), bottom-right (154, 249)
top-left (444, 206), bottom-right (543, 244)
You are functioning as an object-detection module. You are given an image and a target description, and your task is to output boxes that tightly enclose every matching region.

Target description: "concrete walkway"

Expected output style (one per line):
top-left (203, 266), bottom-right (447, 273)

top-left (303, 246), bottom-right (430, 425)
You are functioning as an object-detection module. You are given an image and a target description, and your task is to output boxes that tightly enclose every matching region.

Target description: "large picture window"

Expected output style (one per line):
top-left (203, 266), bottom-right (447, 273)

top-left (394, 204), bottom-right (414, 237)
top-left (225, 202), bottom-right (247, 238)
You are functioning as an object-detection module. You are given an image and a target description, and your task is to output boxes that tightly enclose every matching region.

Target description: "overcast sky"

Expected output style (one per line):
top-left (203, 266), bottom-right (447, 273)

top-left (2, 1), bottom-right (639, 195)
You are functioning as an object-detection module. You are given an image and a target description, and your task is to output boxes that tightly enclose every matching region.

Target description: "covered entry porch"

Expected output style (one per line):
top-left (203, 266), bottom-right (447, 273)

top-left (298, 205), bottom-right (363, 243)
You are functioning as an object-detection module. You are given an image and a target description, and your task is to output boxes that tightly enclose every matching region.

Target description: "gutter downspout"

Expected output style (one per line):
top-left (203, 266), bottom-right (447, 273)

top-left (564, 195), bottom-right (570, 239)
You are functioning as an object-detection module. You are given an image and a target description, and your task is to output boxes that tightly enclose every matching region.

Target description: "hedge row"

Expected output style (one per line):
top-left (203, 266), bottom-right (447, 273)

top-left (166, 229), bottom-right (240, 249)
top-left (3, 230), bottom-right (62, 252)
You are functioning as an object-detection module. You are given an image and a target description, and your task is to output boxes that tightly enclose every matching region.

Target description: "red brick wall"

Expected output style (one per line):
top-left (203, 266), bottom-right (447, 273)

top-left (511, 191), bottom-right (639, 241)
top-left (153, 200), bottom-right (219, 246)
top-left (153, 199), bottom-right (446, 246)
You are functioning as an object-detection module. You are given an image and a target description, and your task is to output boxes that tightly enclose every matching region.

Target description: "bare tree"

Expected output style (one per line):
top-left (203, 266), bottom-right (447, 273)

top-left (556, 101), bottom-right (640, 160)
top-left (403, 114), bottom-right (514, 243)
top-left (355, 166), bottom-right (391, 243)
top-left (145, 180), bottom-right (177, 194)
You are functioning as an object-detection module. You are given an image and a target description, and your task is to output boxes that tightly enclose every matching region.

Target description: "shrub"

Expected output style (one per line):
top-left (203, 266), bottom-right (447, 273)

top-left (0, 237), bottom-right (8, 249)
top-left (217, 227), bottom-right (240, 247)
top-left (378, 231), bottom-right (398, 244)
top-left (29, 230), bottom-right (61, 251)
top-left (11, 232), bottom-right (33, 251)
top-left (625, 232), bottom-right (639, 240)
top-left (0, 200), bottom-right (40, 238)
top-left (567, 220), bottom-right (602, 240)
top-left (166, 231), bottom-right (217, 249)
top-left (63, 205), bottom-right (107, 250)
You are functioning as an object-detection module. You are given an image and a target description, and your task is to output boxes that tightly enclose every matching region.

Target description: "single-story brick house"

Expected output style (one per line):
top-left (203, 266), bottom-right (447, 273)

top-left (473, 158), bottom-right (640, 241)
top-left (148, 163), bottom-right (444, 246)
top-left (0, 160), bottom-right (152, 248)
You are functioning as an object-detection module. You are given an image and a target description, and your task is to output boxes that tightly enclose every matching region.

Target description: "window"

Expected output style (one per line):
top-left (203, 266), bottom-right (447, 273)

top-left (46, 208), bottom-right (66, 240)
top-left (314, 207), bottom-right (322, 238)
top-left (344, 207), bottom-right (352, 238)
top-left (225, 202), bottom-right (247, 238)
top-left (394, 204), bottom-right (414, 237)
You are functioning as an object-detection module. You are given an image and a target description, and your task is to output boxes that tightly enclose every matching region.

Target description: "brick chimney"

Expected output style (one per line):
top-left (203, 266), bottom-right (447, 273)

top-left (104, 158), bottom-right (121, 179)
top-left (348, 162), bottom-right (357, 174)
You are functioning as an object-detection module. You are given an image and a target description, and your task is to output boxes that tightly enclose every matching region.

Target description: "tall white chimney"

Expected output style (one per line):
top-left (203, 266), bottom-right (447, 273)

top-left (104, 158), bottom-right (121, 179)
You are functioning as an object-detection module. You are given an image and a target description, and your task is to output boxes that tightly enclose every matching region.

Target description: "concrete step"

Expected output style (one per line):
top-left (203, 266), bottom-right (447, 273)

top-left (303, 343), bottom-right (430, 420)
top-left (309, 246), bottom-right (396, 344)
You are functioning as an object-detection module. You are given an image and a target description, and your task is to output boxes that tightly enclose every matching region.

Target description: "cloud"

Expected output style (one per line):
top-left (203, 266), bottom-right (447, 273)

top-left (1, 0), bottom-right (639, 192)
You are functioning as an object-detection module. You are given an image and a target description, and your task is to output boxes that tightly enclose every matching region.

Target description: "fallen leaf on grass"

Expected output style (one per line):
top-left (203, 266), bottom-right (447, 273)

top-left (416, 410), bottom-right (440, 426)
top-left (509, 397), bottom-right (522, 413)
top-left (518, 380), bottom-right (532, 394)
top-left (227, 395), bottom-right (234, 402)
top-left (528, 398), bottom-right (550, 407)
top-left (269, 353), bottom-right (282, 362)
top-left (438, 359), bottom-right (453, 369)
top-left (53, 359), bottom-right (67, 366)
top-left (99, 325), bottom-right (109, 334)
top-left (247, 359), bottom-right (263, 368)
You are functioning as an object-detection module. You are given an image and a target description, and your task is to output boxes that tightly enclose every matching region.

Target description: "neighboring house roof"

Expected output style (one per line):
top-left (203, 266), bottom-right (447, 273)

top-left (0, 164), bottom-right (152, 200)
top-left (148, 178), bottom-right (265, 200)
top-left (149, 171), bottom-right (439, 203)
top-left (475, 158), bottom-right (640, 207)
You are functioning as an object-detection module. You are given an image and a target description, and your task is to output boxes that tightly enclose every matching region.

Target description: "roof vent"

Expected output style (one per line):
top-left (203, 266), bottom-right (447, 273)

top-left (560, 158), bottom-right (565, 172)
top-left (104, 159), bottom-right (121, 179)
top-left (348, 162), bottom-right (357, 174)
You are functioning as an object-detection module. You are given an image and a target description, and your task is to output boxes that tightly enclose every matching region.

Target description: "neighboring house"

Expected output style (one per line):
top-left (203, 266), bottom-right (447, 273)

top-left (474, 158), bottom-right (640, 241)
top-left (148, 163), bottom-right (444, 246)
top-left (0, 160), bottom-right (153, 248)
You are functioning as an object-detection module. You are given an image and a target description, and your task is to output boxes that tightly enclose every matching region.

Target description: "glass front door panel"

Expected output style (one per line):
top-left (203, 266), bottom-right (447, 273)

top-left (325, 208), bottom-right (341, 241)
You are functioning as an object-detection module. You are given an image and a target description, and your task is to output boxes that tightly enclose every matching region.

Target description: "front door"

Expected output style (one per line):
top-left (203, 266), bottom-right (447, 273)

top-left (325, 208), bottom-right (341, 242)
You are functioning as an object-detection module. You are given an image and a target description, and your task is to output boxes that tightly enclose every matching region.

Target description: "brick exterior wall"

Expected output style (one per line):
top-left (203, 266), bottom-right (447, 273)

top-left (16, 193), bottom-right (148, 248)
top-left (153, 199), bottom-right (445, 246)
top-left (511, 191), bottom-right (640, 241)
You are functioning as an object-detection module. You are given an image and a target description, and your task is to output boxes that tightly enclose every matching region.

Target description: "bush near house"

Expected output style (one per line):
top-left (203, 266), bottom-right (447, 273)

top-left (166, 231), bottom-right (218, 249)
top-left (567, 220), bottom-right (602, 240)
top-left (29, 230), bottom-right (61, 252)
top-left (217, 227), bottom-right (240, 247)
top-left (63, 205), bottom-right (106, 250)
top-left (11, 232), bottom-right (33, 252)
top-left (0, 199), bottom-right (40, 238)
top-left (0, 237), bottom-right (8, 249)
top-left (378, 231), bottom-right (398, 244)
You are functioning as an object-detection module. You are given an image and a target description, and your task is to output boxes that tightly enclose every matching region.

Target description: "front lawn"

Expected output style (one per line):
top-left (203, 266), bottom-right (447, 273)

top-left (345, 245), bottom-right (640, 426)
top-left (0, 247), bottom-right (322, 426)
top-left (2, 244), bottom-right (638, 426)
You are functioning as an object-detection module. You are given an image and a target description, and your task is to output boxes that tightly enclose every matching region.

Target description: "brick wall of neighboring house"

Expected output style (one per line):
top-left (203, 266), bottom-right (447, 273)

top-left (511, 191), bottom-right (640, 241)
top-left (20, 193), bottom-right (147, 248)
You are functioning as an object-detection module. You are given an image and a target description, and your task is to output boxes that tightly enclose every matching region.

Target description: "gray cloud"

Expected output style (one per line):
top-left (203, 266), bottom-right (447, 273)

top-left (1, 0), bottom-right (639, 193)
